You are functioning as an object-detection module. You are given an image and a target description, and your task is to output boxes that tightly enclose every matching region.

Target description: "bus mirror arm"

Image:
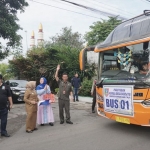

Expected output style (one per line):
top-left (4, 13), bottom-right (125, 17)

top-left (144, 10), bottom-right (150, 16)
top-left (96, 80), bottom-right (104, 88)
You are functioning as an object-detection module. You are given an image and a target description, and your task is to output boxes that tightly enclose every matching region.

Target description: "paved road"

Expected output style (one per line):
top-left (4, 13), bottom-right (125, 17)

top-left (1, 102), bottom-right (150, 150)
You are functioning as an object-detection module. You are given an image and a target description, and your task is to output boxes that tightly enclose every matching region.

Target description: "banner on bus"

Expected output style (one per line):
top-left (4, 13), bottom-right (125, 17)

top-left (103, 85), bottom-right (134, 117)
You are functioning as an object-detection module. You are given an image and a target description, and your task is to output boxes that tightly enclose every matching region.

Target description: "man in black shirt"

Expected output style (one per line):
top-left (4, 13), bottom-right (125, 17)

top-left (0, 74), bottom-right (13, 137)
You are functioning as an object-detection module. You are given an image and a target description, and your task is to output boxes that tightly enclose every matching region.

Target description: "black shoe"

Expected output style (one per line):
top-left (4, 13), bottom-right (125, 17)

top-left (92, 110), bottom-right (95, 113)
top-left (41, 124), bottom-right (44, 126)
top-left (26, 130), bottom-right (33, 133)
top-left (66, 121), bottom-right (73, 124)
top-left (1, 133), bottom-right (10, 137)
top-left (60, 121), bottom-right (64, 124)
top-left (76, 100), bottom-right (79, 102)
top-left (32, 128), bottom-right (38, 131)
top-left (49, 123), bottom-right (54, 126)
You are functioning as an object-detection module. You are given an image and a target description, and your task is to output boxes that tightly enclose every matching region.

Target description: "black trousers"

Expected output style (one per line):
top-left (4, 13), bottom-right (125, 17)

top-left (0, 108), bottom-right (8, 134)
top-left (58, 99), bottom-right (70, 122)
top-left (92, 89), bottom-right (96, 111)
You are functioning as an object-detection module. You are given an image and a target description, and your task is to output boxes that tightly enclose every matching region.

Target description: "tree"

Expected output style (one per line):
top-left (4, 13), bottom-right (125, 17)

top-left (79, 78), bottom-right (93, 96)
top-left (54, 45), bottom-right (95, 81)
top-left (0, 63), bottom-right (14, 80)
top-left (9, 27), bottom-right (96, 92)
top-left (84, 17), bottom-right (122, 46)
top-left (0, 63), bottom-right (8, 75)
top-left (0, 0), bottom-right (28, 60)
top-left (9, 45), bottom-right (95, 91)
top-left (48, 27), bottom-right (85, 50)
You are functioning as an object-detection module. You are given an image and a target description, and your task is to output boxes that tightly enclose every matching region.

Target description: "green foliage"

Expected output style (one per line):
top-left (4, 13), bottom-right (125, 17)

top-left (85, 17), bottom-right (122, 46)
top-left (0, 63), bottom-right (8, 75)
top-left (79, 78), bottom-right (93, 96)
top-left (9, 27), bottom-right (96, 92)
top-left (0, 0), bottom-right (28, 60)
top-left (48, 27), bottom-right (84, 50)
top-left (54, 45), bottom-right (81, 79)
top-left (55, 88), bottom-right (59, 94)
top-left (11, 46), bottom-right (23, 59)
top-left (0, 63), bottom-right (14, 80)
top-left (9, 47), bottom-right (55, 85)
top-left (9, 46), bottom-right (95, 90)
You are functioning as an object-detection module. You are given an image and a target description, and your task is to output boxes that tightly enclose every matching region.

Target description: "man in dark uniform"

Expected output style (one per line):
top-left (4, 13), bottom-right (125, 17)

top-left (91, 79), bottom-right (97, 113)
top-left (0, 74), bottom-right (13, 137)
top-left (55, 65), bottom-right (73, 124)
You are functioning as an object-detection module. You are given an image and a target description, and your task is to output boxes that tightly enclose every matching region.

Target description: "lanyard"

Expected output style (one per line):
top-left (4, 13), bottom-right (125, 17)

top-left (63, 82), bottom-right (67, 91)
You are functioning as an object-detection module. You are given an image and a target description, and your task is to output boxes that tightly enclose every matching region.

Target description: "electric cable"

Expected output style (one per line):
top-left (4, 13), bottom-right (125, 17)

top-left (82, 0), bottom-right (136, 17)
top-left (59, 0), bottom-right (127, 20)
top-left (29, 0), bottom-right (103, 19)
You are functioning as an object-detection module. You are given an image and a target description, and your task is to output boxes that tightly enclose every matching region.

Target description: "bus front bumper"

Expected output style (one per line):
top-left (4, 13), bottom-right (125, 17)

top-left (97, 100), bottom-right (150, 126)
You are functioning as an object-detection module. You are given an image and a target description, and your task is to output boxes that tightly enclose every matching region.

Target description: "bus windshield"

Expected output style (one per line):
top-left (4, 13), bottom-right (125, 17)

top-left (101, 42), bottom-right (150, 80)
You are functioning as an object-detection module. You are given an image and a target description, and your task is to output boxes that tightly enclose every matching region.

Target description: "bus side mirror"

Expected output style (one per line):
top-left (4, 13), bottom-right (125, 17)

top-left (144, 10), bottom-right (150, 16)
top-left (79, 47), bottom-right (95, 71)
top-left (79, 49), bottom-right (86, 71)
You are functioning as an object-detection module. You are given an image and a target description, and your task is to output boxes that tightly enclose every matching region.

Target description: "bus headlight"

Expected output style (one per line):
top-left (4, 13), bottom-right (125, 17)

top-left (142, 100), bottom-right (150, 106)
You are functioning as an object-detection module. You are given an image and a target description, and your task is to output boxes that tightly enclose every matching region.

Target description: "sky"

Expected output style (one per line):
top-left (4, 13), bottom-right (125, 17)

top-left (1, 0), bottom-right (150, 63)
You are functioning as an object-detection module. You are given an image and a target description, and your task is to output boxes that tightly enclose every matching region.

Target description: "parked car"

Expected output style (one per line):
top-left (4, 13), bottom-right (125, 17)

top-left (5, 80), bottom-right (28, 103)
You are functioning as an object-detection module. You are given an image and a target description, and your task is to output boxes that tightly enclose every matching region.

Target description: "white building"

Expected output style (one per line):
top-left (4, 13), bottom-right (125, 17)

top-left (30, 31), bottom-right (35, 48)
top-left (30, 23), bottom-right (44, 49)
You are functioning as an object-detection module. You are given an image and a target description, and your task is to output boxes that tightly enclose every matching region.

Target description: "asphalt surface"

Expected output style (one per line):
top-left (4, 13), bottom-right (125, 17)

top-left (1, 101), bottom-right (150, 150)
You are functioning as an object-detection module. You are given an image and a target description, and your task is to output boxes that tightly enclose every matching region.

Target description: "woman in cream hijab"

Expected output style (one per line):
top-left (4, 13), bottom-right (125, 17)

top-left (24, 81), bottom-right (39, 133)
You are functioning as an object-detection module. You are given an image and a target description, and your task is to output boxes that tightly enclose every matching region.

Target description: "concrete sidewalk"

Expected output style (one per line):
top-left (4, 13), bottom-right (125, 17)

top-left (78, 96), bottom-right (92, 103)
top-left (55, 95), bottom-right (93, 103)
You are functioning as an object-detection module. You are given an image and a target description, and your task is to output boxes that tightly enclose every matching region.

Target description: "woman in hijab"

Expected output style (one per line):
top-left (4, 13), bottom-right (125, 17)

top-left (24, 81), bottom-right (38, 133)
top-left (36, 77), bottom-right (54, 126)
